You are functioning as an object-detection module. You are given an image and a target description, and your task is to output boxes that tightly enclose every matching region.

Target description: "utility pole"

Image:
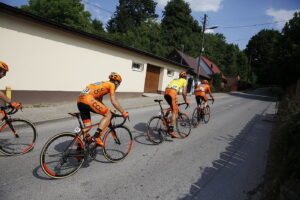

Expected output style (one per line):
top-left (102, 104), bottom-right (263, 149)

top-left (180, 44), bottom-right (184, 64)
top-left (196, 14), bottom-right (207, 84)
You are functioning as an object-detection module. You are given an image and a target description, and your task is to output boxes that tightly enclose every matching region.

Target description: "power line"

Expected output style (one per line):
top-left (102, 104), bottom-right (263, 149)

top-left (219, 20), bottom-right (287, 29)
top-left (82, 0), bottom-right (114, 14)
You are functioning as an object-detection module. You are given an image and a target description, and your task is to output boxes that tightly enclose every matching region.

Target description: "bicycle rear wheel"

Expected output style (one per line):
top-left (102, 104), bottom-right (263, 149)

top-left (102, 126), bottom-right (133, 162)
top-left (147, 116), bottom-right (167, 144)
top-left (191, 108), bottom-right (201, 128)
top-left (40, 132), bottom-right (85, 179)
top-left (203, 106), bottom-right (210, 123)
top-left (176, 113), bottom-right (191, 138)
top-left (0, 118), bottom-right (37, 155)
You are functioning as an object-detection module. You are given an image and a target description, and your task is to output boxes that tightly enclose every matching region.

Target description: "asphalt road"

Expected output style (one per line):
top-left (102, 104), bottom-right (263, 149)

top-left (0, 89), bottom-right (277, 200)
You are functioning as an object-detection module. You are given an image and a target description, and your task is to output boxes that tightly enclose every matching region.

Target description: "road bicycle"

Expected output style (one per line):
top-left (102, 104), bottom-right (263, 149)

top-left (191, 99), bottom-right (214, 127)
top-left (0, 105), bottom-right (37, 156)
top-left (40, 111), bottom-right (133, 179)
top-left (147, 99), bottom-right (191, 144)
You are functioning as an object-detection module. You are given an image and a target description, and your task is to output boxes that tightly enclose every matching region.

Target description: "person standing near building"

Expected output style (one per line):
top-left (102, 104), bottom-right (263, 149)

top-left (187, 75), bottom-right (194, 95)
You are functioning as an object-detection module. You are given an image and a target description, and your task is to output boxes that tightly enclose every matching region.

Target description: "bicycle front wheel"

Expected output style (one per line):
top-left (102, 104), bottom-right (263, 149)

top-left (40, 132), bottom-right (85, 179)
top-left (147, 116), bottom-right (167, 145)
top-left (191, 108), bottom-right (201, 128)
top-left (0, 118), bottom-right (37, 155)
top-left (103, 126), bottom-right (133, 162)
top-left (203, 106), bottom-right (211, 123)
top-left (176, 113), bottom-right (191, 138)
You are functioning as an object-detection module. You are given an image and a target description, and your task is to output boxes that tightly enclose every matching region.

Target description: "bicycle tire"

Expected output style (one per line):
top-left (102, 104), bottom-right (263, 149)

top-left (176, 113), bottom-right (191, 138)
top-left (147, 116), bottom-right (167, 145)
top-left (0, 118), bottom-right (37, 156)
top-left (102, 126), bottom-right (133, 162)
top-left (40, 132), bottom-right (85, 179)
top-left (191, 108), bottom-right (201, 128)
top-left (203, 106), bottom-right (210, 123)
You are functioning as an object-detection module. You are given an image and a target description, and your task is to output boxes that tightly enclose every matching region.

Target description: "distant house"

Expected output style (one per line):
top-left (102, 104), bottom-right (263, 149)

top-left (199, 56), bottom-right (227, 81)
top-left (225, 76), bottom-right (240, 91)
top-left (168, 50), bottom-right (210, 80)
top-left (198, 56), bottom-right (227, 89)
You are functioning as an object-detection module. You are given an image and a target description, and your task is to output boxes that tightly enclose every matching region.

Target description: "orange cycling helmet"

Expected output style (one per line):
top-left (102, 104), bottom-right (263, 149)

top-left (0, 61), bottom-right (9, 71)
top-left (179, 72), bottom-right (187, 78)
top-left (202, 80), bottom-right (209, 84)
top-left (109, 72), bottom-right (122, 83)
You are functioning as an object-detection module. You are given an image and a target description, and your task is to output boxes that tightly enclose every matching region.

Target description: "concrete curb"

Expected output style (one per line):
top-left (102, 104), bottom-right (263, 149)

top-left (13, 93), bottom-right (231, 125)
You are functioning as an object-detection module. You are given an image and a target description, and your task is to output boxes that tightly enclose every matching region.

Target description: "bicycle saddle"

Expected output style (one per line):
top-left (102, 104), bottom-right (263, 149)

top-left (68, 113), bottom-right (80, 117)
top-left (154, 99), bottom-right (163, 102)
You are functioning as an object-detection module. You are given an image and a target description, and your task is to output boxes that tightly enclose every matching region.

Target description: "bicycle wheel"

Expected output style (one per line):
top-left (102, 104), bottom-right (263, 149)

top-left (40, 132), bottom-right (85, 179)
top-left (0, 118), bottom-right (37, 155)
top-left (191, 108), bottom-right (201, 128)
top-left (147, 116), bottom-right (167, 144)
top-left (203, 106), bottom-right (210, 123)
top-left (176, 113), bottom-right (191, 138)
top-left (102, 126), bottom-right (133, 162)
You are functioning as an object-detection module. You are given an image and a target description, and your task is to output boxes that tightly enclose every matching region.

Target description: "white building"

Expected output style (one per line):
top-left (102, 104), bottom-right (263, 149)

top-left (0, 3), bottom-right (191, 104)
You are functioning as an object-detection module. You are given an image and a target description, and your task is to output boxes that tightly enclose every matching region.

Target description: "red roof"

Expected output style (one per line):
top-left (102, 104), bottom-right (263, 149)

top-left (174, 50), bottom-right (210, 79)
top-left (201, 56), bottom-right (227, 80)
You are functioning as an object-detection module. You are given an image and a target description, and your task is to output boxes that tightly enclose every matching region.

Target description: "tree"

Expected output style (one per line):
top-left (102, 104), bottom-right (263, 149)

top-left (278, 12), bottom-right (300, 88)
top-left (21, 0), bottom-right (104, 34)
top-left (160, 0), bottom-right (202, 57)
top-left (107, 20), bottom-right (166, 56)
top-left (245, 29), bottom-right (282, 85)
top-left (107, 0), bottom-right (158, 33)
top-left (236, 51), bottom-right (250, 82)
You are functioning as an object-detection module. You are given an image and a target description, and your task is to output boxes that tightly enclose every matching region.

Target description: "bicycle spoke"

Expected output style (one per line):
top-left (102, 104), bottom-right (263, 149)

top-left (0, 119), bottom-right (37, 155)
top-left (40, 133), bottom-right (84, 179)
top-left (103, 126), bottom-right (133, 162)
top-left (147, 116), bottom-right (166, 144)
top-left (203, 106), bottom-right (211, 123)
top-left (192, 108), bottom-right (201, 127)
top-left (176, 113), bottom-right (191, 138)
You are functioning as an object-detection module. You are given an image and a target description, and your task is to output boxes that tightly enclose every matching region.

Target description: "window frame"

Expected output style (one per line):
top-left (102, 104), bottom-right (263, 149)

top-left (132, 62), bottom-right (144, 72)
top-left (167, 69), bottom-right (174, 77)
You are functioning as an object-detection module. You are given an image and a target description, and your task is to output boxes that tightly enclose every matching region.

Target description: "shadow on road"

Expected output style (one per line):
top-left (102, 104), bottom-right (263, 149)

top-left (228, 87), bottom-right (282, 102)
top-left (179, 111), bottom-right (275, 200)
top-left (132, 122), bottom-right (154, 146)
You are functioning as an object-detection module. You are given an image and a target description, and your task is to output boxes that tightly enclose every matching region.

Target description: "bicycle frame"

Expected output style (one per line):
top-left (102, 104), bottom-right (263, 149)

top-left (154, 100), bottom-right (189, 133)
top-left (0, 107), bottom-right (21, 138)
top-left (69, 112), bottom-right (127, 139)
top-left (0, 106), bottom-right (37, 155)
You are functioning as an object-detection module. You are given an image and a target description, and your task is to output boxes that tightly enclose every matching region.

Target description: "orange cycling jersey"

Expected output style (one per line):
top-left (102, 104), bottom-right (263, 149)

top-left (77, 81), bottom-right (116, 115)
top-left (194, 84), bottom-right (211, 97)
top-left (78, 81), bottom-right (115, 99)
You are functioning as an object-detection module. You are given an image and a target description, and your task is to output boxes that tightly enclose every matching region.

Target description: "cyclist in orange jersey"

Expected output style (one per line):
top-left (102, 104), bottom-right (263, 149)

top-left (164, 72), bottom-right (190, 138)
top-left (0, 61), bottom-right (21, 111)
top-left (194, 80), bottom-right (215, 108)
top-left (77, 72), bottom-right (128, 146)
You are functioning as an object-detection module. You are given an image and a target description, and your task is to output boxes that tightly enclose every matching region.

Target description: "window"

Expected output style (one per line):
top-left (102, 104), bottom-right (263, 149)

top-left (167, 69), bottom-right (174, 77)
top-left (132, 62), bottom-right (144, 72)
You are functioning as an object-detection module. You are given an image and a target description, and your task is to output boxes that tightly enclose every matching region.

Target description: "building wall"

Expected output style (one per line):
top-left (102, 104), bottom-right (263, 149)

top-left (0, 11), bottom-right (185, 101)
top-left (225, 76), bottom-right (240, 91)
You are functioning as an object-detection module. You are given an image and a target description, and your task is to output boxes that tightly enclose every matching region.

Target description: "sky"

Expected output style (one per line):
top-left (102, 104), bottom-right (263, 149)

top-left (1, 0), bottom-right (300, 50)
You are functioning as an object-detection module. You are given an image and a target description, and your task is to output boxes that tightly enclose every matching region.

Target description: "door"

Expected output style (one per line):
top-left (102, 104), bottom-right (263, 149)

top-left (144, 65), bottom-right (160, 93)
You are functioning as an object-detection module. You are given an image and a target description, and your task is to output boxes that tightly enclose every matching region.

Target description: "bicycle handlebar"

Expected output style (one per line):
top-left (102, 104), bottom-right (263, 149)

top-left (154, 99), bottom-right (190, 110)
top-left (111, 112), bottom-right (128, 127)
top-left (208, 99), bottom-right (215, 104)
top-left (178, 102), bottom-right (189, 109)
top-left (0, 105), bottom-right (21, 115)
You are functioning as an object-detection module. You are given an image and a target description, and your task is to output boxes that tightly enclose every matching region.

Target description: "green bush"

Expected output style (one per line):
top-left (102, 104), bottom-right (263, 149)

top-left (261, 92), bottom-right (300, 200)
